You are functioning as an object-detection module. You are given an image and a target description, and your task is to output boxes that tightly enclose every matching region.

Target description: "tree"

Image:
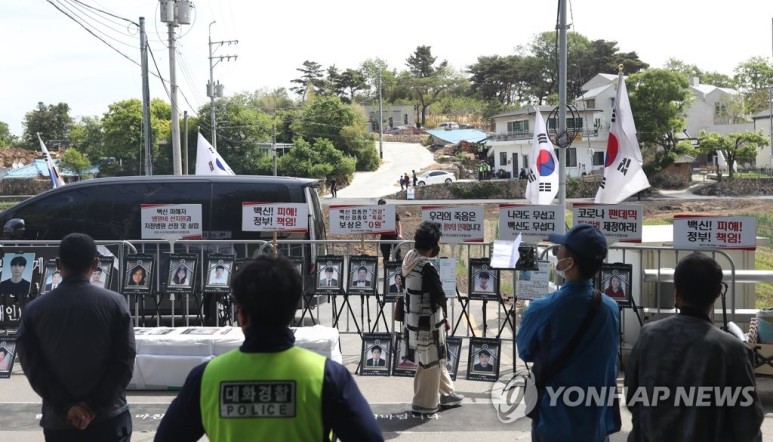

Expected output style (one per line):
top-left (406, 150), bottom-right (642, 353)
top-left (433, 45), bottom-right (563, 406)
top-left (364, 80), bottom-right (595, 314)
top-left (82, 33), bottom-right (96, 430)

top-left (336, 69), bottom-right (367, 104)
top-left (22, 102), bottom-right (73, 150)
top-left (697, 131), bottom-right (768, 180)
top-left (404, 45), bottom-right (462, 127)
top-left (276, 137), bottom-right (356, 180)
top-left (627, 69), bottom-right (691, 150)
top-left (290, 60), bottom-right (325, 101)
top-left (58, 147), bottom-right (92, 179)
top-left (0, 121), bottom-right (17, 147)
top-left (733, 56), bottom-right (773, 114)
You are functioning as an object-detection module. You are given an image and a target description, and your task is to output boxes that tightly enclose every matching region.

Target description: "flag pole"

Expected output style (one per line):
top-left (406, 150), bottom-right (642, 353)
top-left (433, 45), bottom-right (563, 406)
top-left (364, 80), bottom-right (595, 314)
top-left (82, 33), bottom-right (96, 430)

top-left (557, 0), bottom-right (568, 207)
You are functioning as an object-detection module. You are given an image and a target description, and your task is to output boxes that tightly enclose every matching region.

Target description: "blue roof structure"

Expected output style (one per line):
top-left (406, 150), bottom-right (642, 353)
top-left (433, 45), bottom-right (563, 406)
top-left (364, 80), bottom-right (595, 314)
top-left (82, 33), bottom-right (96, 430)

top-left (4, 159), bottom-right (99, 179)
top-left (425, 129), bottom-right (488, 144)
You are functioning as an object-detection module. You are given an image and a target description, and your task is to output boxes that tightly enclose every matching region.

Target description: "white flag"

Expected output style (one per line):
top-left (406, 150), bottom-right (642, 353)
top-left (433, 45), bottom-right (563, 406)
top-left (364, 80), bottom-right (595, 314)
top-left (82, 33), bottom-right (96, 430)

top-left (595, 73), bottom-right (650, 203)
top-left (38, 134), bottom-right (65, 188)
top-left (195, 132), bottom-right (235, 176)
top-left (716, 149), bottom-right (727, 168)
top-left (524, 108), bottom-right (559, 204)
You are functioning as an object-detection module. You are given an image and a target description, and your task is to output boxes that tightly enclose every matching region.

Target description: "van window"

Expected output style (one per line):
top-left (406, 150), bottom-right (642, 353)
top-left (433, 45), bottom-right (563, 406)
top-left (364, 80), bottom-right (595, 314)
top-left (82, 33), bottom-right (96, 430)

top-left (9, 187), bottom-right (93, 240)
top-left (89, 182), bottom-right (211, 240)
top-left (211, 182), bottom-right (295, 240)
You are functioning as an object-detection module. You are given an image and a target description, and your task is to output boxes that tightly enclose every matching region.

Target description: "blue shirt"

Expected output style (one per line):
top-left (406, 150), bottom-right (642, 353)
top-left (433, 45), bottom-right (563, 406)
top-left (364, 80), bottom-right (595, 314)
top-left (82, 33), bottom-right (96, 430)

top-left (517, 279), bottom-right (621, 441)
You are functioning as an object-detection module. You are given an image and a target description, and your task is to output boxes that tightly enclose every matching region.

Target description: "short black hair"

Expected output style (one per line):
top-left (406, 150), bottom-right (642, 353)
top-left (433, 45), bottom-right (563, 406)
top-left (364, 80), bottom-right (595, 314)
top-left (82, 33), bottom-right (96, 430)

top-left (216, 265), bottom-right (225, 271)
top-left (414, 221), bottom-right (442, 251)
top-left (674, 253), bottom-right (723, 309)
top-left (325, 266), bottom-right (334, 273)
top-left (59, 233), bottom-right (97, 273)
top-left (231, 255), bottom-right (302, 328)
top-left (357, 266), bottom-right (368, 273)
top-left (563, 245), bottom-right (604, 280)
top-left (372, 345), bottom-right (382, 353)
top-left (94, 267), bottom-right (103, 274)
top-left (479, 349), bottom-right (491, 357)
top-left (479, 271), bottom-right (490, 279)
top-left (10, 256), bottom-right (27, 267)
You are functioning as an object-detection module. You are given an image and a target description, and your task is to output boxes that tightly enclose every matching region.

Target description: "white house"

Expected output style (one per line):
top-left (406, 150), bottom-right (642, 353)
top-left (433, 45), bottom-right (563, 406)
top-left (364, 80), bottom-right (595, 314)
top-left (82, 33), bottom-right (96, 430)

top-left (361, 104), bottom-right (416, 131)
top-left (751, 110), bottom-right (773, 169)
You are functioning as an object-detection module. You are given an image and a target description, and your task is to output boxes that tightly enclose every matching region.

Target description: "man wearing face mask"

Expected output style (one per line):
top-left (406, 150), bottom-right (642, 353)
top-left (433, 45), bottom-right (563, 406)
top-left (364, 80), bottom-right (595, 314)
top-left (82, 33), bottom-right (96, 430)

top-left (402, 221), bottom-right (464, 415)
top-left (517, 224), bottom-right (621, 441)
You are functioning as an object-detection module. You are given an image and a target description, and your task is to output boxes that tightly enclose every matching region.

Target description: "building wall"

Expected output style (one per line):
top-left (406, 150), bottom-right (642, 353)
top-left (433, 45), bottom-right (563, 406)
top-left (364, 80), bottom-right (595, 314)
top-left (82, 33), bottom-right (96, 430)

top-left (753, 116), bottom-right (773, 169)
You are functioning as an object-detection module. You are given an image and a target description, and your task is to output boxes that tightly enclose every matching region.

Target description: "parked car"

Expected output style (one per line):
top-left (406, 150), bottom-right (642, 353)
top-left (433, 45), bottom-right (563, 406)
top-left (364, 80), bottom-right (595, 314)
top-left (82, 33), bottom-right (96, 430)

top-left (438, 122), bottom-right (459, 130)
top-left (416, 170), bottom-right (456, 186)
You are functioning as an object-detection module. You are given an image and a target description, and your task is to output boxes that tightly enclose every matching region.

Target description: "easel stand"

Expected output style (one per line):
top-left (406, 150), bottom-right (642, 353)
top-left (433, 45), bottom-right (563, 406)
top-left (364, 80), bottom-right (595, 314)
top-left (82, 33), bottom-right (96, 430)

top-left (297, 293), bottom-right (318, 326)
top-left (332, 290), bottom-right (362, 336)
top-left (452, 287), bottom-right (474, 337)
top-left (370, 292), bottom-right (390, 332)
top-left (497, 295), bottom-right (517, 338)
top-left (618, 296), bottom-right (644, 370)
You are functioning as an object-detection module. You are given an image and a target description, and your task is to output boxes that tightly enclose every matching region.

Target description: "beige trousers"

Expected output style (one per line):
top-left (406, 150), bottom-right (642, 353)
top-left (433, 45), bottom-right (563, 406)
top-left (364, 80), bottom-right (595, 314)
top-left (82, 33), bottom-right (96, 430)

top-left (412, 359), bottom-right (455, 408)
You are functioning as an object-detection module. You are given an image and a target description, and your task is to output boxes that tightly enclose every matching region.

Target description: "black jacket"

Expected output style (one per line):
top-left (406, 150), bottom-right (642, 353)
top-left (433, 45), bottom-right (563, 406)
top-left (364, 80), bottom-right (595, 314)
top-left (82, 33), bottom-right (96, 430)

top-left (17, 275), bottom-right (136, 430)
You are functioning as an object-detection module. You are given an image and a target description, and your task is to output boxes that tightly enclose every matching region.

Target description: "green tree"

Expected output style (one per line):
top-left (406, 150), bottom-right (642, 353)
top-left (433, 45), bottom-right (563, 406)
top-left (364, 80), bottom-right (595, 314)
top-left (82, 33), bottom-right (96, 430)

top-left (58, 147), bottom-right (92, 179)
top-left (627, 69), bottom-right (691, 150)
top-left (733, 56), bottom-right (773, 114)
top-left (69, 115), bottom-right (104, 164)
top-left (22, 102), bottom-right (73, 150)
top-left (0, 121), bottom-right (17, 147)
top-left (697, 131), bottom-right (768, 180)
top-left (336, 68), bottom-right (367, 104)
top-left (276, 137), bottom-right (356, 180)
top-left (404, 45), bottom-right (462, 127)
top-left (290, 60), bottom-right (325, 101)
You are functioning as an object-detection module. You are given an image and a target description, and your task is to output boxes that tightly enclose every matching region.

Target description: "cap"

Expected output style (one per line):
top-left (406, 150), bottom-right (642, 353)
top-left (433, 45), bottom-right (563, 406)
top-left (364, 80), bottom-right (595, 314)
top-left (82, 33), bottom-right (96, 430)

top-left (548, 224), bottom-right (607, 261)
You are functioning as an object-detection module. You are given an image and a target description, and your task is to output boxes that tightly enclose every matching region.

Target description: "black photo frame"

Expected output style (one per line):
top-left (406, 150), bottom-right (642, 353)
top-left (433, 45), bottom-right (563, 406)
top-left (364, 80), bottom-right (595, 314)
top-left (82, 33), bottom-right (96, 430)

top-left (445, 337), bottom-right (463, 381)
top-left (360, 333), bottom-right (392, 376)
top-left (123, 254), bottom-right (155, 295)
top-left (348, 256), bottom-right (378, 296)
top-left (289, 256), bottom-right (305, 292)
top-left (0, 338), bottom-right (17, 379)
top-left (91, 256), bottom-right (115, 290)
top-left (391, 332), bottom-right (417, 377)
top-left (468, 258), bottom-right (499, 301)
top-left (40, 259), bottom-right (60, 295)
top-left (204, 254), bottom-right (235, 293)
top-left (167, 253), bottom-right (198, 295)
top-left (514, 243), bottom-right (539, 271)
top-left (383, 260), bottom-right (403, 302)
top-left (466, 337), bottom-right (501, 381)
top-left (316, 255), bottom-right (344, 295)
top-left (0, 252), bottom-right (36, 296)
top-left (597, 263), bottom-right (633, 307)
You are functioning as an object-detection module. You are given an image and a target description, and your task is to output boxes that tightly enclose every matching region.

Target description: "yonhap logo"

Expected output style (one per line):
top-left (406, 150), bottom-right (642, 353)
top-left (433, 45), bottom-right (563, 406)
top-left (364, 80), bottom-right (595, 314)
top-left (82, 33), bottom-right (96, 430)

top-left (490, 371), bottom-right (538, 423)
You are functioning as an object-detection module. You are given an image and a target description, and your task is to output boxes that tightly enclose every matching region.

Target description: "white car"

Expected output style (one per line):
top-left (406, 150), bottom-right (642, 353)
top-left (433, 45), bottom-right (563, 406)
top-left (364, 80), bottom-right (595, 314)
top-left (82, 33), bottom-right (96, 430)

top-left (416, 170), bottom-right (456, 186)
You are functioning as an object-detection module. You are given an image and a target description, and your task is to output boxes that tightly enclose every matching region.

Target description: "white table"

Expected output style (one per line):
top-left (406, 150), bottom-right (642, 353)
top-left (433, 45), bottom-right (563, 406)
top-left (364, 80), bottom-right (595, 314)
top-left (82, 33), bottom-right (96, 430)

top-left (128, 325), bottom-right (341, 390)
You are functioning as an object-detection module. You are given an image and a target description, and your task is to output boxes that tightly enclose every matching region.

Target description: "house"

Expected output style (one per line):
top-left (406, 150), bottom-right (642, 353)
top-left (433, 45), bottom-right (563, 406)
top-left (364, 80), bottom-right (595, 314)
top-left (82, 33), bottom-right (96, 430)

top-left (361, 104), bottom-right (417, 132)
top-left (751, 110), bottom-right (773, 170)
top-left (486, 105), bottom-right (607, 179)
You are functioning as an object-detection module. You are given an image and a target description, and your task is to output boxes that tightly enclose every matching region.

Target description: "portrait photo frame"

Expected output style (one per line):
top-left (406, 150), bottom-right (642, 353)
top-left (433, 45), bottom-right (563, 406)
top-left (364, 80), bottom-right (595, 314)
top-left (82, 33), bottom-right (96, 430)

top-left (0, 252), bottom-right (36, 297)
top-left (466, 337), bottom-right (501, 382)
top-left (123, 254), bottom-right (155, 295)
top-left (391, 332), bottom-right (417, 377)
top-left (468, 258), bottom-right (499, 301)
top-left (383, 260), bottom-right (403, 302)
top-left (446, 337), bottom-right (463, 381)
top-left (360, 332), bottom-right (392, 376)
top-left (315, 255), bottom-right (344, 295)
top-left (39, 259), bottom-right (59, 295)
top-left (347, 256), bottom-right (378, 296)
top-left (597, 262), bottom-right (633, 307)
top-left (288, 256), bottom-right (305, 293)
top-left (91, 256), bottom-right (115, 290)
top-left (514, 243), bottom-right (539, 271)
top-left (166, 253), bottom-right (198, 295)
top-left (204, 254), bottom-right (235, 293)
top-left (0, 338), bottom-right (17, 379)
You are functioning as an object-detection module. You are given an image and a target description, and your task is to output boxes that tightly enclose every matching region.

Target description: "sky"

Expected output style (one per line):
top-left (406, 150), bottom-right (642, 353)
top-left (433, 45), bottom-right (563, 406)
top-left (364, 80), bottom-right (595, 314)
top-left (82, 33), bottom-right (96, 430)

top-left (3, 0), bottom-right (773, 137)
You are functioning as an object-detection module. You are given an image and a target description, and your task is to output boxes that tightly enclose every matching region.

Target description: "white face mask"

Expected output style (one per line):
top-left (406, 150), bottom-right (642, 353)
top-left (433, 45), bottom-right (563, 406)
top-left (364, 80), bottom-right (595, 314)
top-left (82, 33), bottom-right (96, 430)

top-left (555, 257), bottom-right (572, 279)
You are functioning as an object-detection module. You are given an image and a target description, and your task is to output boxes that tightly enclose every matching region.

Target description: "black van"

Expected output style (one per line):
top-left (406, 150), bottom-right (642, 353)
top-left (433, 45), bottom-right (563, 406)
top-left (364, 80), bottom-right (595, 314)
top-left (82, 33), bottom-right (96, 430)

top-left (0, 175), bottom-right (326, 297)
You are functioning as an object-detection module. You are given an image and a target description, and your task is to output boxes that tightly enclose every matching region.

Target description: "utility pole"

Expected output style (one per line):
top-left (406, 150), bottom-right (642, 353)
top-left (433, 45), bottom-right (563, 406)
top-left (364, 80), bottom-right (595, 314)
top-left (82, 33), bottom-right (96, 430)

top-left (557, 0), bottom-right (568, 206)
top-left (140, 17), bottom-right (153, 176)
top-left (207, 22), bottom-right (238, 151)
top-left (378, 72), bottom-right (383, 159)
top-left (183, 111), bottom-right (189, 175)
top-left (272, 123), bottom-right (277, 176)
top-left (160, 0), bottom-right (191, 175)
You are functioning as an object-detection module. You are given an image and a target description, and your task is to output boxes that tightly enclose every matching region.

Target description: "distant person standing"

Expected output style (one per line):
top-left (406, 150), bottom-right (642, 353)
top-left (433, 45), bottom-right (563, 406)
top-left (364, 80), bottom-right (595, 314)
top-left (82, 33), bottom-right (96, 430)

top-left (403, 173), bottom-right (411, 188)
top-left (399, 175), bottom-right (405, 190)
top-left (412, 170), bottom-right (417, 187)
top-left (330, 178), bottom-right (338, 198)
top-left (17, 233), bottom-right (136, 441)
top-left (377, 199), bottom-right (402, 266)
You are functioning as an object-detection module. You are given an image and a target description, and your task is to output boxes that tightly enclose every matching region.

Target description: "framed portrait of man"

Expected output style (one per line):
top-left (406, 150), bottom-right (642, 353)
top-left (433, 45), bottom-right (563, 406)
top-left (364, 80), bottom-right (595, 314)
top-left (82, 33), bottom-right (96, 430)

top-left (315, 255), bottom-right (344, 295)
top-left (123, 254), bottom-right (155, 294)
top-left (382, 260), bottom-right (403, 302)
top-left (167, 253), bottom-right (197, 294)
top-left (391, 332), bottom-right (417, 377)
top-left (360, 333), bottom-right (391, 376)
top-left (0, 252), bottom-right (36, 296)
top-left (205, 254), bottom-right (235, 292)
top-left (466, 337), bottom-right (500, 381)
top-left (446, 337), bottom-right (463, 381)
top-left (288, 256), bottom-right (305, 292)
top-left (468, 258), bottom-right (499, 301)
top-left (39, 259), bottom-right (59, 295)
top-left (597, 263), bottom-right (633, 307)
top-left (91, 256), bottom-right (115, 290)
top-left (348, 256), bottom-right (377, 296)
top-left (0, 338), bottom-right (17, 379)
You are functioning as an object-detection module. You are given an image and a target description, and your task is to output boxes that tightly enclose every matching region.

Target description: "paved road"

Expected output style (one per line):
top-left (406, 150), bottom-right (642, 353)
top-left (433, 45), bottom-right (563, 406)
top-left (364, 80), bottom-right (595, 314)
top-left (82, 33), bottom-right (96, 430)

top-left (332, 141), bottom-right (435, 199)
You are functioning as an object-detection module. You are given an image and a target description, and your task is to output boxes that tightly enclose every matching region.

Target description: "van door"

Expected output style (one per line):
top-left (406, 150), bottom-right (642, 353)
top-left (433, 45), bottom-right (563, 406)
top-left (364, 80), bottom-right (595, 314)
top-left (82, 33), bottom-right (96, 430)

top-left (4, 187), bottom-right (93, 240)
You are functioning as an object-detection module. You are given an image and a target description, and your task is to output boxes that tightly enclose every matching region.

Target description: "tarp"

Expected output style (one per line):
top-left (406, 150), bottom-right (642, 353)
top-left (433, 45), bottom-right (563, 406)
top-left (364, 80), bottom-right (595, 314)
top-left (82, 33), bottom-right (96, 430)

top-left (425, 129), bottom-right (488, 145)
